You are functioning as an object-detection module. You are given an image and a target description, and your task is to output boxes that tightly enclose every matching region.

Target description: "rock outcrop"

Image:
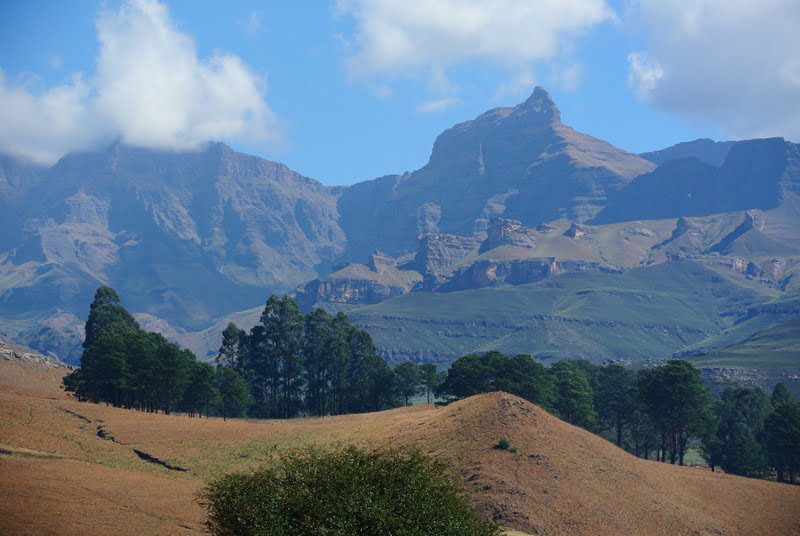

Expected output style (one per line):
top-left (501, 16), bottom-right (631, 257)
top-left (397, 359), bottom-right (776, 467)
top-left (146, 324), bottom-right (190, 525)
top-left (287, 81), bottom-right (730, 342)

top-left (0, 338), bottom-right (69, 368)
top-left (415, 233), bottom-right (482, 287)
top-left (440, 257), bottom-right (621, 291)
top-left (479, 218), bottom-right (537, 253)
top-left (563, 222), bottom-right (593, 239)
top-left (295, 252), bottom-right (422, 310)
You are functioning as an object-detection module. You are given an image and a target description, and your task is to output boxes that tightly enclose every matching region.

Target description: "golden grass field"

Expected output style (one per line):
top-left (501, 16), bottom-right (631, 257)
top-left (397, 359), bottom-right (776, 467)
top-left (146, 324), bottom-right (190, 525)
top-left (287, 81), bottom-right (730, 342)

top-left (1, 358), bottom-right (799, 535)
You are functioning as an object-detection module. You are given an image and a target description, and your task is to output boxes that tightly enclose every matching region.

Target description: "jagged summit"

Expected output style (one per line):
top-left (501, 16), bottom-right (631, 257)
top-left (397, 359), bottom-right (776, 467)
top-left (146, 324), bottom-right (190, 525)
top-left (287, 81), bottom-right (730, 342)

top-left (517, 85), bottom-right (561, 122)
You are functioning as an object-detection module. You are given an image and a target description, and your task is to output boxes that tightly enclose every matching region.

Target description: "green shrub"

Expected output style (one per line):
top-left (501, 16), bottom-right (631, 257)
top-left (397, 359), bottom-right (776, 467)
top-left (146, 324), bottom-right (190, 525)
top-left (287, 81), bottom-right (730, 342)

top-left (496, 437), bottom-right (516, 452)
top-left (201, 446), bottom-right (499, 536)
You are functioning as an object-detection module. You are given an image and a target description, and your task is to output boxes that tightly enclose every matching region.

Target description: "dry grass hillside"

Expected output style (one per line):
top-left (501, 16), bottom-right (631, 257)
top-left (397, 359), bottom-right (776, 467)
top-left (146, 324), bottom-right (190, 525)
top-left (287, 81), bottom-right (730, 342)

top-left (1, 359), bottom-right (799, 535)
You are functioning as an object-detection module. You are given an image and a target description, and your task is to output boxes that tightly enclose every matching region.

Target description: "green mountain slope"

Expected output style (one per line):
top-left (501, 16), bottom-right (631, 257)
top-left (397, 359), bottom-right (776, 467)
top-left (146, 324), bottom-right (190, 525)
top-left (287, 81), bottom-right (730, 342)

top-left (347, 261), bottom-right (777, 366)
top-left (690, 319), bottom-right (800, 370)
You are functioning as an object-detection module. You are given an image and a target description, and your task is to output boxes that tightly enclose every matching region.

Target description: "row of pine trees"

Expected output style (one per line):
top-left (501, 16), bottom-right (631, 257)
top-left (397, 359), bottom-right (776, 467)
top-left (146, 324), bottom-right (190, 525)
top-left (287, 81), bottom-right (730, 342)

top-left (216, 294), bottom-right (398, 418)
top-left (64, 288), bottom-right (408, 419)
top-left (63, 287), bottom-right (250, 418)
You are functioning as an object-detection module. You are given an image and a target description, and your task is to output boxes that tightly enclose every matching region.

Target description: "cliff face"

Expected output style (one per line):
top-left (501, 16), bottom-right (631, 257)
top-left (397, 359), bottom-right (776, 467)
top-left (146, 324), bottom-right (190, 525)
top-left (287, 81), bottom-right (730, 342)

top-left (295, 251), bottom-right (422, 311)
top-left (0, 143), bottom-right (346, 327)
top-left (441, 258), bottom-right (621, 291)
top-left (415, 233), bottom-right (482, 287)
top-left (480, 218), bottom-right (537, 253)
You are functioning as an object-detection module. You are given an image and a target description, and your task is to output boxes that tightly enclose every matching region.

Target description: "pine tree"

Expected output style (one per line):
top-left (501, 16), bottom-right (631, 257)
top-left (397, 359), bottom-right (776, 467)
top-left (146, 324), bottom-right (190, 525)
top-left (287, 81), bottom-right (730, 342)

top-left (595, 365), bottom-right (637, 447)
top-left (419, 364), bottom-right (441, 404)
top-left (394, 362), bottom-right (421, 406)
top-left (638, 361), bottom-right (710, 464)
top-left (765, 391), bottom-right (800, 483)
top-left (183, 362), bottom-right (219, 417)
top-left (551, 360), bottom-right (597, 429)
top-left (216, 366), bottom-right (252, 421)
top-left (217, 322), bottom-right (244, 369)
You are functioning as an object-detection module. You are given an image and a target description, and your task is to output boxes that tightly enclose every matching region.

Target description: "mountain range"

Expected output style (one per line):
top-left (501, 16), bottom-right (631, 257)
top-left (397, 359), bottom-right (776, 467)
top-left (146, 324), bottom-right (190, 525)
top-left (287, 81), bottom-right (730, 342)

top-left (1, 87), bottom-right (798, 385)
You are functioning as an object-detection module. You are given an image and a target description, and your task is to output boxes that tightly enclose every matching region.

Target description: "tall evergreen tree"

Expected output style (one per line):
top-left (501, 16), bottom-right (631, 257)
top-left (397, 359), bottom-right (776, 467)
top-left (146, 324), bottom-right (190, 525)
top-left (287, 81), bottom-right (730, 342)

top-left (183, 362), bottom-right (219, 417)
top-left (217, 322), bottom-right (245, 369)
top-left (303, 308), bottom-right (334, 416)
top-left (595, 364), bottom-right (637, 447)
top-left (217, 366), bottom-right (252, 421)
top-left (551, 360), bottom-right (597, 429)
top-left (395, 362), bottom-right (421, 406)
top-left (638, 360), bottom-right (710, 465)
top-left (765, 387), bottom-right (800, 483)
top-left (771, 382), bottom-right (794, 407)
top-left (419, 364), bottom-right (441, 404)
top-left (69, 286), bottom-right (140, 406)
top-left (706, 387), bottom-right (771, 477)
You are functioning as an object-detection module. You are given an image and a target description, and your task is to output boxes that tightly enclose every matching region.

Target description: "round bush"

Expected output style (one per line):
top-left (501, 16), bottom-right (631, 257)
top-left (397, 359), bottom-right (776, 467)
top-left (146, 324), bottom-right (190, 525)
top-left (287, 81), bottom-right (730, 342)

top-left (201, 446), bottom-right (499, 536)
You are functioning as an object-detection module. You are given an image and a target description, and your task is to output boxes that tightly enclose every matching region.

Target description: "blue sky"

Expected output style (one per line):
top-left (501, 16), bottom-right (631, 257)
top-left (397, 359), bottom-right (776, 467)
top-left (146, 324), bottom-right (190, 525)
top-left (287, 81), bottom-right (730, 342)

top-left (1, 1), bottom-right (797, 185)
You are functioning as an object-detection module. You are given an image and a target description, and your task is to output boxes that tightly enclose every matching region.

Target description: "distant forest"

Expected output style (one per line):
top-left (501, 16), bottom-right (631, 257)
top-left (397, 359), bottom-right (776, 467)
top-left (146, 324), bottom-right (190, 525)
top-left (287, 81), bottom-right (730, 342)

top-left (64, 288), bottom-right (799, 483)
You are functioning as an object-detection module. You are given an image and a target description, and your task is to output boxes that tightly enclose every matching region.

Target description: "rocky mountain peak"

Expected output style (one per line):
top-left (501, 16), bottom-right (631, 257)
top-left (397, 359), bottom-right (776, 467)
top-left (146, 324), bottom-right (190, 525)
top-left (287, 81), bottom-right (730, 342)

top-left (516, 86), bottom-right (561, 123)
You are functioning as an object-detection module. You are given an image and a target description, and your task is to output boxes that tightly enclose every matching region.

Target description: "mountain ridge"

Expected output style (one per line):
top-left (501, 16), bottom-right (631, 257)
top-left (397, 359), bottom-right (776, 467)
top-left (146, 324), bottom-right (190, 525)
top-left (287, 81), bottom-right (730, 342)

top-left (1, 87), bottom-right (798, 372)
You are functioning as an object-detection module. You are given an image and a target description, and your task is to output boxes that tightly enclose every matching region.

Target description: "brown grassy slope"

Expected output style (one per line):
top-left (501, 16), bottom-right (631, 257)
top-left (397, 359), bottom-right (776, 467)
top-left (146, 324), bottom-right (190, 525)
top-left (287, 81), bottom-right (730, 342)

top-left (1, 360), bottom-right (799, 535)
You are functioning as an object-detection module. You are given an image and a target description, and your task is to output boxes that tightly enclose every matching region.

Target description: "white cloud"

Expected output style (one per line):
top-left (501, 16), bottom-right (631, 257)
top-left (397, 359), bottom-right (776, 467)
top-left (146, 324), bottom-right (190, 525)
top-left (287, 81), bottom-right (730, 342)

top-left (627, 0), bottom-right (800, 140)
top-left (0, 71), bottom-right (99, 164)
top-left (627, 52), bottom-right (663, 98)
top-left (0, 0), bottom-right (274, 165)
top-left (335, 0), bottom-right (613, 104)
top-left (417, 96), bottom-right (460, 113)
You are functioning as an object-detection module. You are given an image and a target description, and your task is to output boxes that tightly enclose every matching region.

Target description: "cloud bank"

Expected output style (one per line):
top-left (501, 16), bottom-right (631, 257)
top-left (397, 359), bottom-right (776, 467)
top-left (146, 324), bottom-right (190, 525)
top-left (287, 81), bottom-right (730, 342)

top-left (628, 0), bottom-right (800, 140)
top-left (336, 0), bottom-right (613, 106)
top-left (0, 0), bottom-right (274, 165)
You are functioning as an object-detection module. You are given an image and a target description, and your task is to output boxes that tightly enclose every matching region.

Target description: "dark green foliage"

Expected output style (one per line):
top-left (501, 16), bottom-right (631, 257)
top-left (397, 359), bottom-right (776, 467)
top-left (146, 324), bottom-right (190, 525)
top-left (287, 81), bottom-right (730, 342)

top-left (594, 365), bottom-right (637, 447)
top-left (771, 382), bottom-right (794, 407)
top-left (419, 363), bottom-right (442, 403)
top-left (765, 385), bottom-right (800, 483)
top-left (201, 447), bottom-right (499, 536)
top-left (64, 286), bottom-right (208, 414)
top-left (82, 286), bottom-right (138, 349)
top-left (437, 351), bottom-right (555, 409)
top-left (182, 362), bottom-right (218, 418)
top-left (246, 295), bottom-right (304, 418)
top-left (496, 437), bottom-right (516, 452)
top-left (217, 323), bottom-right (244, 369)
top-left (704, 387), bottom-right (771, 477)
top-left (638, 360), bottom-right (710, 464)
top-left (394, 361), bottom-right (421, 405)
top-left (216, 366), bottom-right (252, 420)
top-left (222, 296), bottom-right (399, 418)
top-left (551, 360), bottom-right (597, 429)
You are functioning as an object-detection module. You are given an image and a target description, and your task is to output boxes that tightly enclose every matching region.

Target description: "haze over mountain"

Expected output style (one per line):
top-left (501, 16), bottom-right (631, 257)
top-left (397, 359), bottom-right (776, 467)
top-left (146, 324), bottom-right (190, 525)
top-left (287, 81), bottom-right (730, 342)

top-left (1, 88), bottom-right (798, 379)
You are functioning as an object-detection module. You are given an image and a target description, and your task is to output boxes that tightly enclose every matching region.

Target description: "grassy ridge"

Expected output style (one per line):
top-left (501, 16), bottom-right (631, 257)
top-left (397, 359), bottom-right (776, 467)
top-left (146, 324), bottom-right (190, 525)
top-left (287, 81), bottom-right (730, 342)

top-left (349, 261), bottom-right (779, 365)
top-left (690, 319), bottom-right (800, 370)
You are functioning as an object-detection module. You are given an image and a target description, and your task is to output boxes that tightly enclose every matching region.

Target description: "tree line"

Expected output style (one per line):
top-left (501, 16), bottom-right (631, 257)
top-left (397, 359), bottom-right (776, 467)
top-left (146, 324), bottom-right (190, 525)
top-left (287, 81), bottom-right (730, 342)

top-left (429, 351), bottom-right (800, 483)
top-left (216, 294), bottom-right (398, 418)
top-left (63, 287), bottom-right (251, 418)
top-left (64, 289), bottom-right (410, 419)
